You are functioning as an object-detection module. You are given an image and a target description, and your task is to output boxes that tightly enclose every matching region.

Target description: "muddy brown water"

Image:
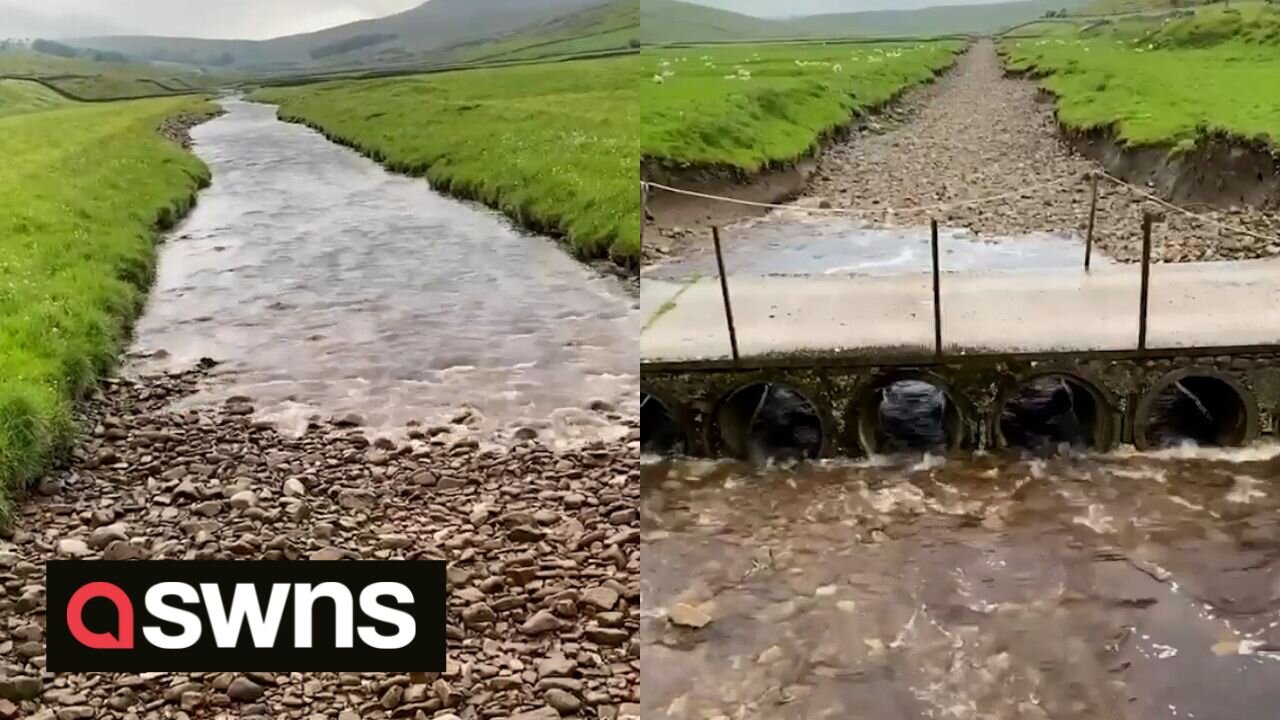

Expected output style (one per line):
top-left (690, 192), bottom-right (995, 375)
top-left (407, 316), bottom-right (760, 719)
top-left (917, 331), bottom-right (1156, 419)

top-left (642, 447), bottom-right (1280, 719)
top-left (642, 213), bottom-right (1280, 717)
top-left (128, 99), bottom-right (637, 445)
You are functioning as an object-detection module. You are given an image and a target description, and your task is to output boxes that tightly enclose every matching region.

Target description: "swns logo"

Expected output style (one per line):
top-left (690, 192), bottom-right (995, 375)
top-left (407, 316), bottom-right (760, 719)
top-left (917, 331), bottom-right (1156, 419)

top-left (47, 561), bottom-right (446, 671)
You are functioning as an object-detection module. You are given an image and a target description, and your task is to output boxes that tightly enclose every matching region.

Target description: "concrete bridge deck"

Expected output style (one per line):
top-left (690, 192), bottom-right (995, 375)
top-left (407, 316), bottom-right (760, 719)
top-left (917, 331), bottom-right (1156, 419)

top-left (641, 258), bottom-right (1280, 366)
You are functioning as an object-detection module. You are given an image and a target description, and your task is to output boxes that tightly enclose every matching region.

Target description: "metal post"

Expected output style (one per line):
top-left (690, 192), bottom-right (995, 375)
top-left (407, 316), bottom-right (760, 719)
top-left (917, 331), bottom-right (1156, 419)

top-left (1137, 212), bottom-right (1153, 351)
top-left (712, 226), bottom-right (740, 363)
top-left (1084, 172), bottom-right (1099, 271)
top-left (931, 219), bottom-right (943, 358)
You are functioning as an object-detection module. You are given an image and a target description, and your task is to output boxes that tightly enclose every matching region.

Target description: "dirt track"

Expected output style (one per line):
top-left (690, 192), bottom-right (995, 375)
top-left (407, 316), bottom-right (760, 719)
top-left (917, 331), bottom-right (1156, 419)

top-left (648, 40), bottom-right (1280, 265)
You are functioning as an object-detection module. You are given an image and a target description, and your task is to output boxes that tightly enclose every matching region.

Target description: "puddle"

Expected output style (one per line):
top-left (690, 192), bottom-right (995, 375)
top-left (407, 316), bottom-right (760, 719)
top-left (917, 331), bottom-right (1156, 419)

top-left (645, 215), bottom-right (1110, 280)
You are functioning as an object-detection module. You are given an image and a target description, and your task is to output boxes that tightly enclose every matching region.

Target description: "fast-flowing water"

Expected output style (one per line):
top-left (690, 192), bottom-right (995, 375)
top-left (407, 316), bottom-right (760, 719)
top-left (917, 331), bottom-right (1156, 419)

top-left (642, 214), bottom-right (1280, 717)
top-left (642, 448), bottom-right (1280, 720)
top-left (128, 99), bottom-right (637, 445)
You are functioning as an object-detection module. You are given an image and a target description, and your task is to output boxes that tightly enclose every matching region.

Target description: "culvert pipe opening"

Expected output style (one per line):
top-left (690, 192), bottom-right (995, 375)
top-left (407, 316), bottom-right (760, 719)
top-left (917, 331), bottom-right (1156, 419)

top-left (715, 383), bottom-right (824, 463)
top-left (866, 379), bottom-right (960, 454)
top-left (641, 392), bottom-right (684, 456)
top-left (1000, 374), bottom-right (1105, 452)
top-left (1144, 375), bottom-right (1249, 448)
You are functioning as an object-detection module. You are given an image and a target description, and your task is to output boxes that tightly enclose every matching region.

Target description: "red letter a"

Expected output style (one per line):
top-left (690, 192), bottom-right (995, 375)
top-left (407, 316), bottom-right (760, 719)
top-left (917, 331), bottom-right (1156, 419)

top-left (67, 582), bottom-right (134, 649)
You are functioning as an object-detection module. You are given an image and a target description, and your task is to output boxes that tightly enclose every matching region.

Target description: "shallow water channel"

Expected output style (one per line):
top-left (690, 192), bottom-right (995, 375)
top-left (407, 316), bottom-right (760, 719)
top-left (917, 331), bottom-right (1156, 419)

top-left (129, 99), bottom-right (637, 444)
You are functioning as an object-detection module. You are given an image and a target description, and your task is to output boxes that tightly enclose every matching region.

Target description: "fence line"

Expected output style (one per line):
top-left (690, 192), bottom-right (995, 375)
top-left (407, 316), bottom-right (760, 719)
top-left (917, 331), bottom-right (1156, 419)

top-left (643, 173), bottom-right (1280, 245)
top-left (642, 175), bottom-right (1079, 216)
top-left (1097, 172), bottom-right (1280, 246)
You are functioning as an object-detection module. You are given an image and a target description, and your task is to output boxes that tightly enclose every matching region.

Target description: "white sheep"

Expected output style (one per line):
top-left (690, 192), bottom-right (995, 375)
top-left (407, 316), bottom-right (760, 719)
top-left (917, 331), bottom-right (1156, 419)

top-left (653, 74), bottom-right (664, 84)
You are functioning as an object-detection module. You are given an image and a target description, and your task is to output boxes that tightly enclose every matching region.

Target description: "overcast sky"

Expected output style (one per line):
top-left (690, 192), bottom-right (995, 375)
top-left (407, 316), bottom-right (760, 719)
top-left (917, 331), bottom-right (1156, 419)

top-left (688, 0), bottom-right (1010, 17)
top-left (1, 0), bottom-right (425, 40)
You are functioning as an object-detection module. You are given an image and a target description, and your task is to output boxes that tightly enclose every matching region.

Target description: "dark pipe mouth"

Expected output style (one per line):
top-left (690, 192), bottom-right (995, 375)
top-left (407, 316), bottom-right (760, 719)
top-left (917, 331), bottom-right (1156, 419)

top-left (999, 374), bottom-right (1105, 453)
top-left (864, 379), bottom-right (960, 454)
top-left (1143, 375), bottom-right (1249, 448)
top-left (641, 392), bottom-right (684, 456)
top-left (714, 382), bottom-right (824, 463)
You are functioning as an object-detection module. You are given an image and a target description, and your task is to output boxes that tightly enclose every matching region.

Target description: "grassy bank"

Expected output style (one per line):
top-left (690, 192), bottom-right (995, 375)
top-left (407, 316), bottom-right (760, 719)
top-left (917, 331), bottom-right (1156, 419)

top-left (1001, 3), bottom-right (1280, 148)
top-left (0, 98), bottom-right (212, 516)
top-left (251, 55), bottom-right (639, 266)
top-left (641, 40), bottom-right (962, 172)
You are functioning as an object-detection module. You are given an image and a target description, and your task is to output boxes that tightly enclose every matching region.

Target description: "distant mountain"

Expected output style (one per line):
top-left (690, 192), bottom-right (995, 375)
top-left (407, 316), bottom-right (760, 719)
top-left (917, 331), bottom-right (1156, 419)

top-left (642, 0), bottom-right (1090, 43)
top-left (66, 0), bottom-right (610, 72)
top-left (642, 0), bottom-right (784, 42)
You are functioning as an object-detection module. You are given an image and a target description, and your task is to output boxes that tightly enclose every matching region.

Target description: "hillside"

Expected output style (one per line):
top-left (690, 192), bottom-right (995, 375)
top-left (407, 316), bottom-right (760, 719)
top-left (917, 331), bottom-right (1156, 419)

top-left (65, 0), bottom-right (615, 73)
top-left (0, 48), bottom-right (215, 100)
top-left (642, 0), bottom-right (1091, 43)
top-left (458, 0), bottom-right (638, 63)
top-left (641, 0), bottom-right (784, 42)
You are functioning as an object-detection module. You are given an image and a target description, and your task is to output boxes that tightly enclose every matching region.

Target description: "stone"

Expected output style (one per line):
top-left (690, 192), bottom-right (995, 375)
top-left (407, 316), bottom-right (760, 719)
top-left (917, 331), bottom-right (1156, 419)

top-left (88, 523), bottom-right (128, 549)
top-left (0, 676), bottom-right (42, 701)
top-left (227, 677), bottom-right (266, 702)
top-left (230, 490), bottom-right (258, 509)
top-left (544, 688), bottom-right (582, 713)
top-left (581, 586), bottom-right (619, 610)
top-left (57, 538), bottom-right (91, 557)
top-left (668, 602), bottom-right (712, 628)
top-left (521, 610), bottom-right (564, 635)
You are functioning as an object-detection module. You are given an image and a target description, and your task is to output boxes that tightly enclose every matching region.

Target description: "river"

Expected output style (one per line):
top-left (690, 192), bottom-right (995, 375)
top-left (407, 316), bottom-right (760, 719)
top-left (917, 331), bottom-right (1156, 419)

top-left (128, 99), bottom-right (638, 445)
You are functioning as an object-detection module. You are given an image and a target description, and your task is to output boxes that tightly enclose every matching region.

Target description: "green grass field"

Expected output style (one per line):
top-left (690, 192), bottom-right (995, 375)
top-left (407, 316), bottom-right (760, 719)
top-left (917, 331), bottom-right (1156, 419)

top-left (0, 49), bottom-right (213, 100)
top-left (642, 41), bottom-right (962, 171)
top-left (1002, 3), bottom-right (1280, 147)
top-left (0, 97), bottom-right (212, 515)
top-left (0, 78), bottom-right (71, 117)
top-left (252, 55), bottom-right (639, 265)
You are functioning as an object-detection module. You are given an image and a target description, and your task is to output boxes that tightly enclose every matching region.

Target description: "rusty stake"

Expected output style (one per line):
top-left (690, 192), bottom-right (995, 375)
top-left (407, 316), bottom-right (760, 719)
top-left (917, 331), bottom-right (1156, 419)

top-left (1138, 212), bottom-right (1153, 350)
top-left (712, 226), bottom-right (740, 363)
top-left (931, 219), bottom-right (943, 358)
top-left (1085, 171), bottom-right (1099, 271)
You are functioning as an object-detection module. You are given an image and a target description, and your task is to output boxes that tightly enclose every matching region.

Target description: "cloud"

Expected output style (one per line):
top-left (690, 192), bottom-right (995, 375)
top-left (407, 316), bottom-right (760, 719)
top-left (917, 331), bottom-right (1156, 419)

top-left (0, 0), bottom-right (426, 40)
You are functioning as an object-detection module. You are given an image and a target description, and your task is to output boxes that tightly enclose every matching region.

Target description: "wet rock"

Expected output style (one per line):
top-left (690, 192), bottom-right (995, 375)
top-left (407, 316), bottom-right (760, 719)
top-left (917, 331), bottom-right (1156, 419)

top-left (668, 602), bottom-right (712, 628)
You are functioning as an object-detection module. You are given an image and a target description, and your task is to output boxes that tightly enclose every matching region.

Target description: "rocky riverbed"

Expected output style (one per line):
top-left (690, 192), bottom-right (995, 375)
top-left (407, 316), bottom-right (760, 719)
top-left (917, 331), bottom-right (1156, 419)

top-left (805, 40), bottom-right (1280, 264)
top-left (0, 367), bottom-right (639, 720)
top-left (648, 41), bottom-right (1280, 265)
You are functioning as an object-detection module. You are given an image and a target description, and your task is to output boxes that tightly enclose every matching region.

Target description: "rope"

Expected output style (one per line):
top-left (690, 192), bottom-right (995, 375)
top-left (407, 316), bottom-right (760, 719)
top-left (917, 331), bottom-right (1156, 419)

top-left (1097, 171), bottom-right (1280, 246)
top-left (642, 170), bottom-right (1280, 244)
top-left (641, 175), bottom-right (1080, 216)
